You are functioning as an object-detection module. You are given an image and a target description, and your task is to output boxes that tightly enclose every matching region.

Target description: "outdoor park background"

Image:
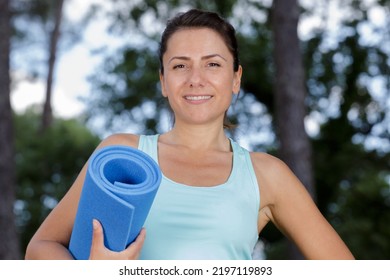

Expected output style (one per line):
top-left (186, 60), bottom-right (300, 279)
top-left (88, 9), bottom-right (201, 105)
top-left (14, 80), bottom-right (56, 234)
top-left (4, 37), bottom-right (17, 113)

top-left (0, 0), bottom-right (389, 259)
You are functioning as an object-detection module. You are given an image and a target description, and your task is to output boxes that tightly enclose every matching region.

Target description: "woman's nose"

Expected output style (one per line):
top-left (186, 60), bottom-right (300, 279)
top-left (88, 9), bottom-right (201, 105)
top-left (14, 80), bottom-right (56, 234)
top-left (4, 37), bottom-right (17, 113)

top-left (188, 66), bottom-right (205, 88)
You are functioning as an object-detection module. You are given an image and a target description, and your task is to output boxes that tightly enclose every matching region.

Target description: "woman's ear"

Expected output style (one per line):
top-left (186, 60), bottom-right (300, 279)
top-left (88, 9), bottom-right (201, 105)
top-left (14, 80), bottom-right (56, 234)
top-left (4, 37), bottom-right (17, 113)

top-left (159, 71), bottom-right (168, 97)
top-left (233, 65), bottom-right (242, 95)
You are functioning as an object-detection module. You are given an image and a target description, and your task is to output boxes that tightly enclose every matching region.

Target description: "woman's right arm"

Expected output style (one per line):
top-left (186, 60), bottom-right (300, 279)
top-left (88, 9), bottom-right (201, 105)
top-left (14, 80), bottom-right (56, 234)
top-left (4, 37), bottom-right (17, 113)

top-left (24, 133), bottom-right (143, 260)
top-left (25, 160), bottom-right (89, 259)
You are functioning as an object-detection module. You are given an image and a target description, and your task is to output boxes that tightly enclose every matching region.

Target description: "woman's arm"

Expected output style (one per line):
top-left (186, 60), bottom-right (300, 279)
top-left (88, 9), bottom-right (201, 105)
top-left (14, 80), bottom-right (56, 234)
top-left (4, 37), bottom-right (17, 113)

top-left (25, 160), bottom-right (89, 259)
top-left (25, 133), bottom-right (143, 260)
top-left (252, 153), bottom-right (354, 260)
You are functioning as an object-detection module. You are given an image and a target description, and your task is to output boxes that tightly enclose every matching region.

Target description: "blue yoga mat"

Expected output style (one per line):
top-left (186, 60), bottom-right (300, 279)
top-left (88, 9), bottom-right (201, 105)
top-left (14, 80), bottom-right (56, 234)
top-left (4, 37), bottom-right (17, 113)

top-left (68, 145), bottom-right (162, 260)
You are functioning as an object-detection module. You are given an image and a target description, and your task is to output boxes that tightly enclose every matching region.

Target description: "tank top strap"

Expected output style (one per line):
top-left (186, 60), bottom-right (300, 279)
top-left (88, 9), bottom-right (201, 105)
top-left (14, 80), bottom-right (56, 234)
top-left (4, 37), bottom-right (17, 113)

top-left (139, 134), bottom-right (259, 208)
top-left (138, 134), bottom-right (159, 163)
top-left (229, 139), bottom-right (260, 208)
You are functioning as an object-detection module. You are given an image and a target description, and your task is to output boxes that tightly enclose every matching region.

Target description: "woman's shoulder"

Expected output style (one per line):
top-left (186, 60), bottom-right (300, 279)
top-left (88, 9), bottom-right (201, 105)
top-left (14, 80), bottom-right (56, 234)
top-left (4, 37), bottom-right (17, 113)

top-left (249, 151), bottom-right (290, 178)
top-left (97, 133), bottom-right (140, 149)
top-left (249, 151), bottom-right (301, 204)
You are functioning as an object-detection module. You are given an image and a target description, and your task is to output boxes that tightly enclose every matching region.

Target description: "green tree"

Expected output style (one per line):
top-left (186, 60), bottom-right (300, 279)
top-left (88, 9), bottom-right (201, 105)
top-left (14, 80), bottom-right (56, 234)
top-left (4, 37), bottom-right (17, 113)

top-left (14, 109), bottom-right (100, 254)
top-left (11, 0), bottom-right (97, 125)
top-left (0, 0), bottom-right (21, 260)
top-left (300, 0), bottom-right (390, 259)
top-left (271, 0), bottom-right (314, 259)
top-left (41, 0), bottom-right (65, 130)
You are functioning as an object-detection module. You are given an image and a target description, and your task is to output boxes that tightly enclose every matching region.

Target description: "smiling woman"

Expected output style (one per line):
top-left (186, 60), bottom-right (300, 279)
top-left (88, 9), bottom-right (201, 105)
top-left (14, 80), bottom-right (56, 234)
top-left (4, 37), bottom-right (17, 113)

top-left (25, 8), bottom-right (354, 260)
top-left (159, 27), bottom-right (242, 128)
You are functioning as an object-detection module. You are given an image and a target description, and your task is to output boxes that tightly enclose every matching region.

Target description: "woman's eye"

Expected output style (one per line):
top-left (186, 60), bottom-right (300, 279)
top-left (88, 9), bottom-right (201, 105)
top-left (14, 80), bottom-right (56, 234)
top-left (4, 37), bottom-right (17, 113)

top-left (173, 64), bottom-right (185, 69)
top-left (208, 62), bottom-right (221, 67)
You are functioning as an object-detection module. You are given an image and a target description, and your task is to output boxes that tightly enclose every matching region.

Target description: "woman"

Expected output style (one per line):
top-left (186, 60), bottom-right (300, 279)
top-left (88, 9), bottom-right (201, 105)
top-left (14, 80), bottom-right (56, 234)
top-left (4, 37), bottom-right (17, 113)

top-left (25, 9), bottom-right (354, 260)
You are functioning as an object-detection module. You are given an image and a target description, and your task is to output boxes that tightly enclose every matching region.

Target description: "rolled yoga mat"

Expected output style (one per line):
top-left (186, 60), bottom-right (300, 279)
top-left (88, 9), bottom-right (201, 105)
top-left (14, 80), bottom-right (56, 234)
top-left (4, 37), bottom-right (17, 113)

top-left (69, 145), bottom-right (162, 260)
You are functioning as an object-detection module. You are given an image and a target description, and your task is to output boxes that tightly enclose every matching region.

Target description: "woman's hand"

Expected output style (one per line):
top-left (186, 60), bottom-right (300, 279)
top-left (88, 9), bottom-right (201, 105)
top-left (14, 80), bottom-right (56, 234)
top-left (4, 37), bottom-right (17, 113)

top-left (89, 219), bottom-right (146, 260)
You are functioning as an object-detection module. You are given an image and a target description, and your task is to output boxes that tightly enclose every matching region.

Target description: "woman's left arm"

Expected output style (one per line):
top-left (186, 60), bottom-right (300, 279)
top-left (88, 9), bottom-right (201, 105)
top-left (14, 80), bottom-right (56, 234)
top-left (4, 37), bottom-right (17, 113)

top-left (252, 153), bottom-right (355, 260)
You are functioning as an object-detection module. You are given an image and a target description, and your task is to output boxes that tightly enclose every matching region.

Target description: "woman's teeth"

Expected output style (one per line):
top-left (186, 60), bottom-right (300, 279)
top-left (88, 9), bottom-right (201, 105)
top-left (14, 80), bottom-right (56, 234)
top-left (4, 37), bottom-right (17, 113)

top-left (185, 96), bottom-right (212, 101)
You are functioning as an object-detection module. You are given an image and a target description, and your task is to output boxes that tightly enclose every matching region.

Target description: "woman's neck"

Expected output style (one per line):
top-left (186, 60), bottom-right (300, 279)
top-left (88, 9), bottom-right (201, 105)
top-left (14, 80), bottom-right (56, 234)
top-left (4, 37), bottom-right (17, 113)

top-left (161, 122), bottom-right (230, 152)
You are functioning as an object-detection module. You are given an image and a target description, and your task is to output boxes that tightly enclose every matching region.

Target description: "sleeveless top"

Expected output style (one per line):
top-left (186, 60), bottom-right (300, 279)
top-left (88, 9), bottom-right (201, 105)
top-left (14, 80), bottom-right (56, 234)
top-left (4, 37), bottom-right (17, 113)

top-left (138, 134), bottom-right (260, 260)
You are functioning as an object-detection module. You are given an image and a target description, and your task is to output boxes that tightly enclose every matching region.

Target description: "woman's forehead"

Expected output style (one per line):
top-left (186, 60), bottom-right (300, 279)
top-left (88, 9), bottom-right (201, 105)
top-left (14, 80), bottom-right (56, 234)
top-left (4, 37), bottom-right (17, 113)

top-left (164, 28), bottom-right (231, 57)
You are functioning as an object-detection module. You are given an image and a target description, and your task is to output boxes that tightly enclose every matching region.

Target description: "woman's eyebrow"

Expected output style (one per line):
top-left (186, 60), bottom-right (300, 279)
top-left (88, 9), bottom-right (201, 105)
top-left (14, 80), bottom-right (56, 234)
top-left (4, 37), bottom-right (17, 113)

top-left (168, 54), bottom-right (227, 64)
top-left (168, 56), bottom-right (190, 64)
top-left (202, 54), bottom-right (227, 61)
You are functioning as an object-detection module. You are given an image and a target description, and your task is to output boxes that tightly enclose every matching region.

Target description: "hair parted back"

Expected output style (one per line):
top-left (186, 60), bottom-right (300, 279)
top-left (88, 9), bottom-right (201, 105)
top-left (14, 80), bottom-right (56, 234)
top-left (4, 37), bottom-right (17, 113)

top-left (159, 8), bottom-right (240, 74)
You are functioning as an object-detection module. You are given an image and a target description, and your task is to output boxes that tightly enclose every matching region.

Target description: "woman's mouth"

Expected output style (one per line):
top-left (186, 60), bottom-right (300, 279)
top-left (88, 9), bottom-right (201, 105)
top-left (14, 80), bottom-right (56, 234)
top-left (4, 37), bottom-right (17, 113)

top-left (184, 95), bottom-right (212, 101)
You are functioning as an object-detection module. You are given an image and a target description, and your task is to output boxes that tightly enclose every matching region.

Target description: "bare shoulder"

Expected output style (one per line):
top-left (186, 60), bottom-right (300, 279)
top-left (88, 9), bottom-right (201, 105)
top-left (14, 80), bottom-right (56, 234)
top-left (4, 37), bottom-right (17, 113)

top-left (249, 152), bottom-right (297, 202)
top-left (97, 133), bottom-right (140, 149)
top-left (249, 151), bottom-right (311, 219)
top-left (250, 152), bottom-right (290, 179)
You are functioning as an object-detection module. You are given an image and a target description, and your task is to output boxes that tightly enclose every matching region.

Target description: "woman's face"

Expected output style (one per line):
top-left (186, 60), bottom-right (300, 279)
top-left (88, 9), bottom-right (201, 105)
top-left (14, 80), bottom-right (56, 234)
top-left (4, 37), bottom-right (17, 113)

top-left (160, 27), bottom-right (242, 127)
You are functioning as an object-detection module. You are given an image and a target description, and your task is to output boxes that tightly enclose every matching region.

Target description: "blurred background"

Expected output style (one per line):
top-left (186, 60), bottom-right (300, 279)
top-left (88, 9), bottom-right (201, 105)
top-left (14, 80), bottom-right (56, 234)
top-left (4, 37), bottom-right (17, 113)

top-left (0, 0), bottom-right (389, 260)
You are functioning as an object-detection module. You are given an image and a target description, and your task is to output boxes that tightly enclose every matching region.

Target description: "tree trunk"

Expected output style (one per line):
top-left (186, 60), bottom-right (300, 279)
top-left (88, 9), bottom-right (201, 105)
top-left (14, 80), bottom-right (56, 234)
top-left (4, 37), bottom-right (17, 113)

top-left (42, 0), bottom-right (65, 130)
top-left (0, 0), bottom-right (21, 259)
top-left (271, 0), bottom-right (315, 259)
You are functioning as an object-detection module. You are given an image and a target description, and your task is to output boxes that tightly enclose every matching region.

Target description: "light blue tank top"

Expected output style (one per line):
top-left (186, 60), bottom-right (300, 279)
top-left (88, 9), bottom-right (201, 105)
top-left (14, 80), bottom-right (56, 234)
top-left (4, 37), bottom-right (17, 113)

top-left (138, 134), bottom-right (260, 260)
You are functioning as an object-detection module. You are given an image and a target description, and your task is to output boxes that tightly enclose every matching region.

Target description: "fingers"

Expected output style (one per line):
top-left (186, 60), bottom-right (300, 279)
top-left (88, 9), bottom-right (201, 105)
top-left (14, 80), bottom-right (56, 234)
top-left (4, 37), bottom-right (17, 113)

top-left (89, 219), bottom-right (105, 259)
top-left (92, 219), bottom-right (104, 246)
top-left (124, 228), bottom-right (146, 259)
top-left (89, 220), bottom-right (146, 260)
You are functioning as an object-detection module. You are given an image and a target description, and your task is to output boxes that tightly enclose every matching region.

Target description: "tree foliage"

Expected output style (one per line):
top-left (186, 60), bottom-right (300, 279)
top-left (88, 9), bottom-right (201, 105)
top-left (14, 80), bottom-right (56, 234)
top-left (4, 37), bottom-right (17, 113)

top-left (10, 0), bottom-right (96, 80)
top-left (302, 0), bottom-right (390, 259)
top-left (14, 109), bottom-right (100, 253)
top-left (0, 0), bottom-right (21, 260)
